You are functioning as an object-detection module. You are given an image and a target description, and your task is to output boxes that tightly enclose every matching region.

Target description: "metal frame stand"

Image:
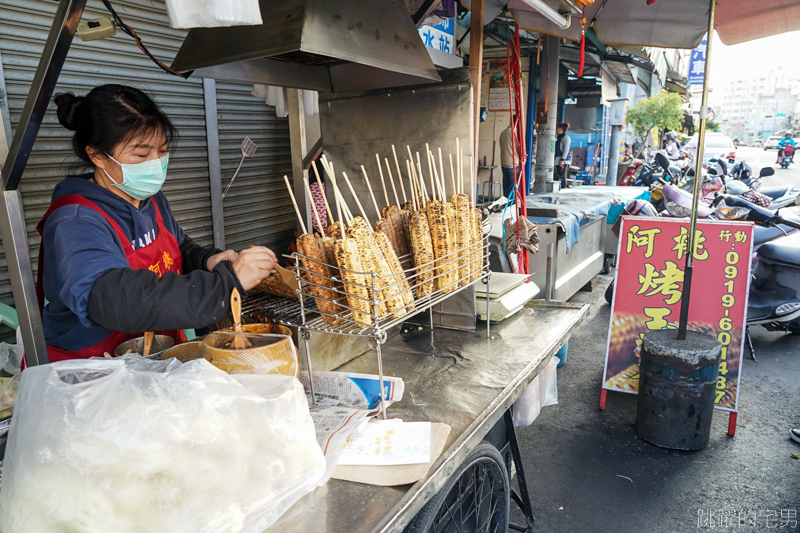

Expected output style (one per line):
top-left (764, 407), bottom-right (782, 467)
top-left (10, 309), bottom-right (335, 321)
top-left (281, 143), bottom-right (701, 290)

top-left (504, 410), bottom-right (536, 532)
top-left (745, 326), bottom-right (756, 361)
top-left (0, 0), bottom-right (89, 366)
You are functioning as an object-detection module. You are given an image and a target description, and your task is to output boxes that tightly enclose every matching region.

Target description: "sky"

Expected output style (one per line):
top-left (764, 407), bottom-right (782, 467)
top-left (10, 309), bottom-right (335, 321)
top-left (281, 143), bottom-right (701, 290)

top-left (708, 30), bottom-right (800, 87)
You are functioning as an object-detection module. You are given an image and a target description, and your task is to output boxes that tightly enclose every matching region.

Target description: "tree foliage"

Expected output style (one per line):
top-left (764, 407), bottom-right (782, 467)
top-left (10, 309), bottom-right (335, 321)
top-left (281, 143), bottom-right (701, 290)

top-left (626, 92), bottom-right (685, 156)
top-left (706, 120), bottom-right (721, 132)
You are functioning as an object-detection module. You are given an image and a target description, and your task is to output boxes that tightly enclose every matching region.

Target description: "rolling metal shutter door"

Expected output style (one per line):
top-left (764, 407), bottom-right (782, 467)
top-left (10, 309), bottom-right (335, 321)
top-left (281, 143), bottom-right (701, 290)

top-left (0, 0), bottom-right (212, 306)
top-left (215, 81), bottom-right (295, 254)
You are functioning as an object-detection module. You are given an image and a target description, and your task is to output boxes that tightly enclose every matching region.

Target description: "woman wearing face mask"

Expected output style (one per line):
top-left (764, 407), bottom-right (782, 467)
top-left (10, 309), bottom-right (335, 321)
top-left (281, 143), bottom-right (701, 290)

top-left (38, 84), bottom-right (277, 361)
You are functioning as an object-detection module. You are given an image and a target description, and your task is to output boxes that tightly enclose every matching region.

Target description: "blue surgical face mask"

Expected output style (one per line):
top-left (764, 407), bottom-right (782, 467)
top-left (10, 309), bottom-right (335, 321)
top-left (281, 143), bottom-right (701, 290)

top-left (102, 153), bottom-right (169, 201)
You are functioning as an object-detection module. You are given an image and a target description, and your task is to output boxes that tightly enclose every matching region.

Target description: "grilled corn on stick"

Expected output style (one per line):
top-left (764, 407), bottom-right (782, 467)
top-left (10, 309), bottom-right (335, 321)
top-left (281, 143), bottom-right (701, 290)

top-left (455, 193), bottom-right (472, 286)
top-left (410, 210), bottom-right (435, 298)
top-left (374, 229), bottom-right (414, 315)
top-left (297, 234), bottom-right (342, 324)
top-left (283, 176), bottom-right (342, 324)
top-left (471, 207), bottom-right (483, 281)
top-left (335, 238), bottom-right (372, 326)
top-left (383, 158), bottom-right (409, 257)
top-left (399, 208), bottom-right (413, 264)
top-left (427, 200), bottom-right (458, 293)
top-left (345, 223), bottom-right (392, 319)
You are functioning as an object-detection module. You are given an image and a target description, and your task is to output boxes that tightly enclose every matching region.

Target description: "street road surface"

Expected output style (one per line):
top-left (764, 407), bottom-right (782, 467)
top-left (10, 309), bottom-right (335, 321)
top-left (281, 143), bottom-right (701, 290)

top-left (510, 154), bottom-right (800, 532)
top-left (734, 146), bottom-right (800, 190)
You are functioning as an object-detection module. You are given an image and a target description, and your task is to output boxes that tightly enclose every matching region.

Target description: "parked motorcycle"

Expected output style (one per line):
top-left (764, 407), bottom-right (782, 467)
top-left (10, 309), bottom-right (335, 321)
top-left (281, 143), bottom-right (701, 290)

top-left (715, 195), bottom-right (800, 359)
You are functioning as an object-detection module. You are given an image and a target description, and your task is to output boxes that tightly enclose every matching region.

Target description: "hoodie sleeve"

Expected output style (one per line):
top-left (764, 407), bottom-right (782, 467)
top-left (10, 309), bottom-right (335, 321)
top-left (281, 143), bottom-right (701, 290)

top-left (45, 206), bottom-right (132, 329)
top-left (180, 234), bottom-right (222, 273)
top-left (87, 262), bottom-right (244, 333)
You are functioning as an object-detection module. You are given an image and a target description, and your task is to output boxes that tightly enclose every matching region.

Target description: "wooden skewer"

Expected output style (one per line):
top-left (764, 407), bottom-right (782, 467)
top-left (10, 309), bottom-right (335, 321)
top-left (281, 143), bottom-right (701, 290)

top-left (427, 149), bottom-right (441, 200)
top-left (425, 143), bottom-right (436, 201)
top-left (470, 155), bottom-right (475, 203)
top-left (342, 171), bottom-right (371, 225)
top-left (303, 176), bottom-right (324, 232)
top-left (361, 164), bottom-right (382, 217)
top-left (449, 153), bottom-right (457, 196)
top-left (376, 155), bottom-right (391, 209)
top-left (392, 145), bottom-right (407, 203)
top-left (333, 179), bottom-right (346, 240)
top-left (311, 161), bottom-right (334, 223)
top-left (321, 160), bottom-right (351, 225)
top-left (416, 152), bottom-right (429, 202)
top-left (456, 137), bottom-right (461, 191)
top-left (430, 150), bottom-right (445, 201)
top-left (438, 147), bottom-right (446, 196)
top-left (384, 157), bottom-right (400, 207)
top-left (283, 175), bottom-right (307, 235)
top-left (407, 160), bottom-right (417, 211)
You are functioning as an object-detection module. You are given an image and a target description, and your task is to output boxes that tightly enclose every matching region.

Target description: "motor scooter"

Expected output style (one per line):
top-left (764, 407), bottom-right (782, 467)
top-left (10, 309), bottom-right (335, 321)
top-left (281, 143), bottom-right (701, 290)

top-left (778, 144), bottom-right (794, 169)
top-left (716, 195), bottom-right (800, 360)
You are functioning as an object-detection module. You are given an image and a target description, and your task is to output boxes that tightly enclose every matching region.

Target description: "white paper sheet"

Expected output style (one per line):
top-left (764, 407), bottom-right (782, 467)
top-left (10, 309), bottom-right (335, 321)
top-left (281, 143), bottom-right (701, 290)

top-left (337, 421), bottom-right (431, 466)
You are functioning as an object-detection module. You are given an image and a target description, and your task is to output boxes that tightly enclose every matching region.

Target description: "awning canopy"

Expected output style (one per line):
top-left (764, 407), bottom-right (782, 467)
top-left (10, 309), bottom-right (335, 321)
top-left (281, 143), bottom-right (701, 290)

top-left (507, 0), bottom-right (800, 48)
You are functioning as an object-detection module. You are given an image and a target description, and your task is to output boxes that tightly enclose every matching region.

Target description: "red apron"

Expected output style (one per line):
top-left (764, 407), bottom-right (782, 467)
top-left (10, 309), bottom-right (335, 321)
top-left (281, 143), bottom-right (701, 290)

top-left (36, 194), bottom-right (187, 362)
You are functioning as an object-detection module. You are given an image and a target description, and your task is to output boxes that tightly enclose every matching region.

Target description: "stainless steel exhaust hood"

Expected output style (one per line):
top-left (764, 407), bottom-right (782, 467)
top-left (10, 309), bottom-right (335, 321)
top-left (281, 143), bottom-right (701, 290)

top-left (171, 0), bottom-right (442, 93)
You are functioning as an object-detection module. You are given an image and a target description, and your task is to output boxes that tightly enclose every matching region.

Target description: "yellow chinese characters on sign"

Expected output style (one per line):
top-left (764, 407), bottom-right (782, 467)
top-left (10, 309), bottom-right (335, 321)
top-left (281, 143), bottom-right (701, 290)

top-left (604, 217), bottom-right (754, 413)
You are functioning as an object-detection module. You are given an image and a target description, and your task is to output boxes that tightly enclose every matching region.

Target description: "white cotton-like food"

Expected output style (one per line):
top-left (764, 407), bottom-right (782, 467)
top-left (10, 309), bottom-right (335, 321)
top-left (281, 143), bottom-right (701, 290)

top-left (0, 356), bottom-right (325, 533)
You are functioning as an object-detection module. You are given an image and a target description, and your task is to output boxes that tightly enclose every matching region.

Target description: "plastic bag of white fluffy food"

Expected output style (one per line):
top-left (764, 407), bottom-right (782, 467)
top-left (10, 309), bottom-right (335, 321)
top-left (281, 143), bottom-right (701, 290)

top-left (0, 354), bottom-right (326, 533)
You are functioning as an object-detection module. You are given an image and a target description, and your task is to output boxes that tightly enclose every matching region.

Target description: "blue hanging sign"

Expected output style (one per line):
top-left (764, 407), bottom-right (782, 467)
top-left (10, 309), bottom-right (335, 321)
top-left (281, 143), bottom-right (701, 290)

top-left (418, 18), bottom-right (455, 54)
top-left (688, 37), bottom-right (707, 86)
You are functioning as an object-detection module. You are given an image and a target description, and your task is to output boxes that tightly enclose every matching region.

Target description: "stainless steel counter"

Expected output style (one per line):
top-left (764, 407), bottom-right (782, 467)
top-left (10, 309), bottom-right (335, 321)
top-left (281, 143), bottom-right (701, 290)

top-left (270, 300), bottom-right (589, 533)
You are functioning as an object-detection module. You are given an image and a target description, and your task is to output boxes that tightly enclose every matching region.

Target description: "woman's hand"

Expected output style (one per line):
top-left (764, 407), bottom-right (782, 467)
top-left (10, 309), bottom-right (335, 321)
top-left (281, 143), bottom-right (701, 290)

top-left (207, 249), bottom-right (239, 272)
top-left (231, 246), bottom-right (277, 291)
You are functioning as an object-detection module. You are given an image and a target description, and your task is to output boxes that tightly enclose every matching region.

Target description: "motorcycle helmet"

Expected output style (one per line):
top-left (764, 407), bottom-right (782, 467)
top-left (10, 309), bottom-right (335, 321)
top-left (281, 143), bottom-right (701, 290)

top-left (706, 158), bottom-right (727, 177)
top-left (731, 161), bottom-right (751, 181)
top-left (626, 199), bottom-right (658, 218)
top-left (665, 131), bottom-right (678, 141)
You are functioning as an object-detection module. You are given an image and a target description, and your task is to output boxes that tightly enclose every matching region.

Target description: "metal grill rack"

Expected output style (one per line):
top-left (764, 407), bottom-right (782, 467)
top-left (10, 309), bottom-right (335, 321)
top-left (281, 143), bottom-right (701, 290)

top-left (291, 234), bottom-right (492, 417)
top-left (239, 292), bottom-right (311, 325)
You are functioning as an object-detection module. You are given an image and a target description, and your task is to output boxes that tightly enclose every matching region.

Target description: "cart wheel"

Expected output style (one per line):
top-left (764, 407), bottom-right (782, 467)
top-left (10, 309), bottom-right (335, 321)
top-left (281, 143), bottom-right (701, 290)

top-left (405, 441), bottom-right (509, 533)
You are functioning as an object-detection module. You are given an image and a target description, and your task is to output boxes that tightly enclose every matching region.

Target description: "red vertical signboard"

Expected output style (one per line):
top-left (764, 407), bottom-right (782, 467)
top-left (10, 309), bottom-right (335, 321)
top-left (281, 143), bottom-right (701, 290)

top-left (603, 217), bottom-right (754, 413)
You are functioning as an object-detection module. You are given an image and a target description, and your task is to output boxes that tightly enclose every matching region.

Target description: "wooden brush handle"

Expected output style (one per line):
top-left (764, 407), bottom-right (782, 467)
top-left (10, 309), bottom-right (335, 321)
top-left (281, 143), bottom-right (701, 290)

top-left (231, 288), bottom-right (243, 332)
top-left (142, 331), bottom-right (154, 357)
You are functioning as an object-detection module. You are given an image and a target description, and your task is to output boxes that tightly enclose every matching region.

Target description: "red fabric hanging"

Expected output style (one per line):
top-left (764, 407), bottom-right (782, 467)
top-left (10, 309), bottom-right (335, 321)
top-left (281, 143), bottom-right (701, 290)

top-left (579, 33), bottom-right (586, 77)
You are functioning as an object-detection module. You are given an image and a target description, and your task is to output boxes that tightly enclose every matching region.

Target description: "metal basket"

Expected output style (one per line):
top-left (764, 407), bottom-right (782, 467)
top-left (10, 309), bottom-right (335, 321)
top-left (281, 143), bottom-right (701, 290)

top-left (291, 234), bottom-right (492, 416)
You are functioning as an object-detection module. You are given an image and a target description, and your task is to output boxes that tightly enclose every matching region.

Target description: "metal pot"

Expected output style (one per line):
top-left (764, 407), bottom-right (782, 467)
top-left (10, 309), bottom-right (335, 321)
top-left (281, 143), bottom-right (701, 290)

top-left (115, 335), bottom-right (174, 358)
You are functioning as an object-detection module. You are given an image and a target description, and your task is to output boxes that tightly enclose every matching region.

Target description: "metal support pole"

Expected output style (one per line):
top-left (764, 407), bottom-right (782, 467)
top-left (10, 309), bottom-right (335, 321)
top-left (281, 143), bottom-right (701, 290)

top-left (376, 337), bottom-right (388, 420)
top-left (606, 125), bottom-right (622, 186)
top-left (2, 0), bottom-right (87, 190)
top-left (202, 78), bottom-right (225, 250)
top-left (678, 0), bottom-right (716, 340)
top-left (0, 0), bottom-right (87, 365)
top-left (504, 410), bottom-right (536, 531)
top-left (287, 89), bottom-right (311, 230)
top-left (0, 50), bottom-right (12, 159)
top-left (533, 36), bottom-right (559, 193)
top-left (301, 329), bottom-right (317, 404)
top-left (0, 190), bottom-right (48, 366)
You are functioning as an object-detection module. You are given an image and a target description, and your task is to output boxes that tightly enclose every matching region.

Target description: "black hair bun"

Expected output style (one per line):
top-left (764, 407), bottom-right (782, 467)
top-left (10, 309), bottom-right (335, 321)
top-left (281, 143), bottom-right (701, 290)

top-left (54, 92), bottom-right (84, 131)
